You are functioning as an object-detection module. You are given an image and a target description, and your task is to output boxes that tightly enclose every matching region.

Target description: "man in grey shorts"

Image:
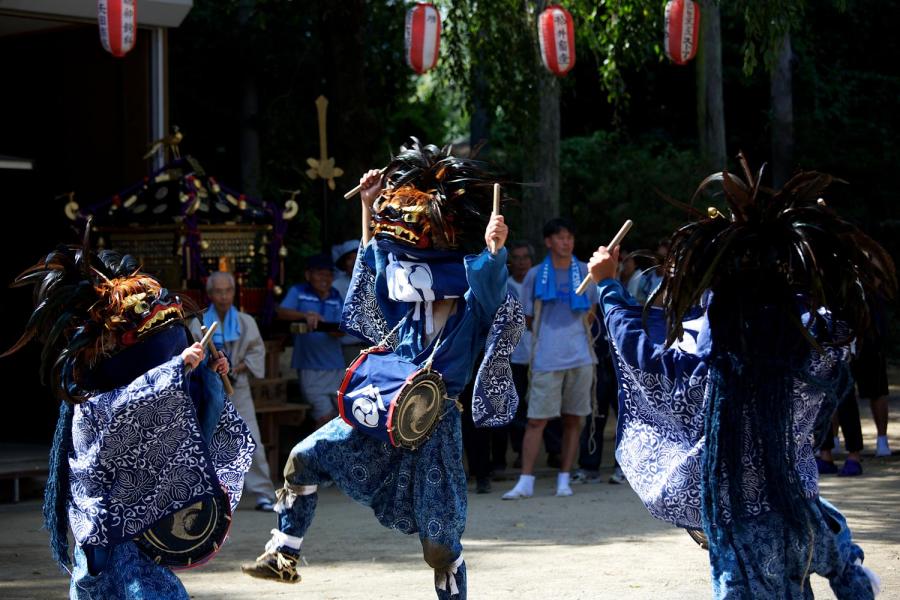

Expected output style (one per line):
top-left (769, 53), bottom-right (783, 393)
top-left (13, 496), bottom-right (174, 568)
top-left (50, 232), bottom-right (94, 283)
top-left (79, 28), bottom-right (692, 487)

top-left (503, 218), bottom-right (597, 499)
top-left (277, 254), bottom-right (346, 427)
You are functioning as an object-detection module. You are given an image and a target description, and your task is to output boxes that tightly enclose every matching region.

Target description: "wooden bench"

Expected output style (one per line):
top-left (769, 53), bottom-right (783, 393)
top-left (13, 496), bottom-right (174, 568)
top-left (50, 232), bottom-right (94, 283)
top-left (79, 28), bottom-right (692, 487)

top-left (0, 445), bottom-right (49, 503)
top-left (249, 377), bottom-right (293, 407)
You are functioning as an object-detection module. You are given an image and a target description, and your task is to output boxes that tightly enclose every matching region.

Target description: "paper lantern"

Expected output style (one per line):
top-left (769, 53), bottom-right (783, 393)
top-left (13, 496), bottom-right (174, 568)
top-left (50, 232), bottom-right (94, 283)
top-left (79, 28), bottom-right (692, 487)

top-left (538, 5), bottom-right (576, 77)
top-left (664, 0), bottom-right (700, 65)
top-left (405, 3), bottom-right (441, 75)
top-left (98, 0), bottom-right (137, 58)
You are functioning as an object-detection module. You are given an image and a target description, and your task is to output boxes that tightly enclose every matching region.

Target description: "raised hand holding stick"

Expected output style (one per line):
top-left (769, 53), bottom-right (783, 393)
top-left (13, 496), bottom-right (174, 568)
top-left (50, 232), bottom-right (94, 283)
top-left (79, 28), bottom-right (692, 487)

top-left (575, 220), bottom-right (633, 295)
top-left (200, 322), bottom-right (235, 396)
top-left (344, 167), bottom-right (386, 200)
top-left (490, 183), bottom-right (501, 255)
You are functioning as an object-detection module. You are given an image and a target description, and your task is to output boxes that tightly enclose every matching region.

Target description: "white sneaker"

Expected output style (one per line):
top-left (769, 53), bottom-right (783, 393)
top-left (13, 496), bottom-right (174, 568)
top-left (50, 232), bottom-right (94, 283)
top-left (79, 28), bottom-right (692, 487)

top-left (875, 438), bottom-right (892, 457)
top-left (502, 486), bottom-right (533, 500)
top-left (555, 485), bottom-right (573, 497)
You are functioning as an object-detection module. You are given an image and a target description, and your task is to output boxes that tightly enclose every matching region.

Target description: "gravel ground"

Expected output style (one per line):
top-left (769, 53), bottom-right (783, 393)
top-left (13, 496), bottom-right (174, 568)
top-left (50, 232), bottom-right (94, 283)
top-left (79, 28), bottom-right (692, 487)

top-left (2, 399), bottom-right (898, 599)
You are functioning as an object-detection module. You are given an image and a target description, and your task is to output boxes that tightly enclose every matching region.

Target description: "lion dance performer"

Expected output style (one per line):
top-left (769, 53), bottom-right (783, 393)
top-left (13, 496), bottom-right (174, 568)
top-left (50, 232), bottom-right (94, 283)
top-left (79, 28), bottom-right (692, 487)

top-left (242, 138), bottom-right (524, 599)
top-left (4, 223), bottom-right (255, 599)
top-left (586, 161), bottom-right (890, 598)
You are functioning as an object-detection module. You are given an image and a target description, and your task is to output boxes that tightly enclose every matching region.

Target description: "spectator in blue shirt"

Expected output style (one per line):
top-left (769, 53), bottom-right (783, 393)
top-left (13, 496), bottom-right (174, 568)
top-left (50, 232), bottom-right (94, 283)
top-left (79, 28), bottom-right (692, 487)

top-left (278, 254), bottom-right (345, 427)
top-left (503, 218), bottom-right (598, 500)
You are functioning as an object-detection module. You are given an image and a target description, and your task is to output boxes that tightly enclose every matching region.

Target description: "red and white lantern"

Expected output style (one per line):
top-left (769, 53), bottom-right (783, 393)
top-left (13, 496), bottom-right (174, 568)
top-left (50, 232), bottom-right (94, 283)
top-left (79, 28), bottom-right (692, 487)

top-left (664, 0), bottom-right (700, 65)
top-left (405, 3), bottom-right (441, 75)
top-left (538, 5), bottom-right (576, 77)
top-left (98, 0), bottom-right (137, 58)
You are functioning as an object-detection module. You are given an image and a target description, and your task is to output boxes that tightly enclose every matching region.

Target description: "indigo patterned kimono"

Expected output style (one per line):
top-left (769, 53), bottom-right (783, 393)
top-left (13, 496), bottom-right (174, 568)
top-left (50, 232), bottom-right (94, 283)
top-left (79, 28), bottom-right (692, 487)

top-left (56, 338), bottom-right (255, 600)
top-left (597, 278), bottom-right (878, 599)
top-left (274, 241), bottom-right (523, 599)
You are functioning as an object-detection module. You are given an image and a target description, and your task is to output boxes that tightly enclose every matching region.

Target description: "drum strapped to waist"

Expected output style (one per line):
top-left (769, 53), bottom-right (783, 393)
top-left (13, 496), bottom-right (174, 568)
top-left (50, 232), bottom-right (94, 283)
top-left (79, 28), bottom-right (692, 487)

top-left (134, 487), bottom-right (232, 569)
top-left (338, 309), bottom-right (449, 450)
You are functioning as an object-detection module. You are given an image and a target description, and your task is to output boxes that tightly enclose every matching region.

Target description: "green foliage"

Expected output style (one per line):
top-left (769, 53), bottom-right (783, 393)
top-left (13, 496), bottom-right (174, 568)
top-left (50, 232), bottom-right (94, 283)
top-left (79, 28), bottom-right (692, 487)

top-left (437, 0), bottom-right (540, 137)
top-left (172, 0), bottom-right (451, 269)
top-left (436, 0), bottom-right (666, 126)
top-left (729, 0), bottom-right (847, 75)
top-left (559, 131), bottom-right (706, 255)
top-left (568, 1), bottom-right (664, 114)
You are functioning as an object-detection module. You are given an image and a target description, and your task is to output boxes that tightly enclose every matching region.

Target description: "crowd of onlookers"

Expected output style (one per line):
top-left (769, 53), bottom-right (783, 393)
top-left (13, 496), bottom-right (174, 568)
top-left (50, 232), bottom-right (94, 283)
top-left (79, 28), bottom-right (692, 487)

top-left (200, 217), bottom-right (892, 509)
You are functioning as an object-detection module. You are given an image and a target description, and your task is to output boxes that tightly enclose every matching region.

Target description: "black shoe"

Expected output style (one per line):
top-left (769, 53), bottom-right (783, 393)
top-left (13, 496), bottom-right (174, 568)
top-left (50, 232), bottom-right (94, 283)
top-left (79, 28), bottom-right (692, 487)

top-left (476, 477), bottom-right (492, 494)
top-left (547, 453), bottom-right (561, 469)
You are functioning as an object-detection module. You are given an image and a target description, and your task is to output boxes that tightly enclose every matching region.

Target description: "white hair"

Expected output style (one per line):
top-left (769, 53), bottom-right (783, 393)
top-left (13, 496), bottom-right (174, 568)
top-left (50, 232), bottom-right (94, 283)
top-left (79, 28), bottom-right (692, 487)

top-left (206, 271), bottom-right (236, 293)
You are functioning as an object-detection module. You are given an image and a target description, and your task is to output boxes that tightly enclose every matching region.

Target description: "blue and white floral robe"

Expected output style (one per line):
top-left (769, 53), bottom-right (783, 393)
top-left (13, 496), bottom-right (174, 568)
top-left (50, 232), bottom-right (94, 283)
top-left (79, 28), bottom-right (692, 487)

top-left (274, 241), bottom-right (523, 599)
top-left (597, 278), bottom-right (877, 599)
top-left (68, 356), bottom-right (255, 599)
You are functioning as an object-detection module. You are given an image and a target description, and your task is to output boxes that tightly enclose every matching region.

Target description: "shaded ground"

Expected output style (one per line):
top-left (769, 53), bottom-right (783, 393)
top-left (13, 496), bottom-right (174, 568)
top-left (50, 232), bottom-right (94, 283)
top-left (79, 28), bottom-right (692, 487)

top-left (1, 398), bottom-right (898, 599)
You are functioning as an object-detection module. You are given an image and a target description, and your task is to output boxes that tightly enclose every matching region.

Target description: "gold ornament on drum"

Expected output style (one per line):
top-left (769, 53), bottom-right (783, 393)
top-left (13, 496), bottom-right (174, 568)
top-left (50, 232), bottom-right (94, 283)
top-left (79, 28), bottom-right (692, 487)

top-left (60, 192), bottom-right (79, 221)
top-left (281, 190), bottom-right (300, 220)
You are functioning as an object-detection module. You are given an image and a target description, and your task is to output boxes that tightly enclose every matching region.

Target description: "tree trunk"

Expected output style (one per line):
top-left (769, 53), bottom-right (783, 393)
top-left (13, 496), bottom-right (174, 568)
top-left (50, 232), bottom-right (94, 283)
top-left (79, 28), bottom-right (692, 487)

top-left (696, 0), bottom-right (726, 171)
top-left (523, 0), bottom-right (560, 251)
top-left (530, 70), bottom-right (560, 244)
top-left (238, 0), bottom-right (260, 198)
top-left (770, 32), bottom-right (794, 188)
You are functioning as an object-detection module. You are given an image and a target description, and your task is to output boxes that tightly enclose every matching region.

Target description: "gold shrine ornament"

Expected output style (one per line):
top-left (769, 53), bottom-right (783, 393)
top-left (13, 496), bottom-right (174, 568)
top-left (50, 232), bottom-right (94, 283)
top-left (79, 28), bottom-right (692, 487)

top-left (305, 96), bottom-right (344, 191)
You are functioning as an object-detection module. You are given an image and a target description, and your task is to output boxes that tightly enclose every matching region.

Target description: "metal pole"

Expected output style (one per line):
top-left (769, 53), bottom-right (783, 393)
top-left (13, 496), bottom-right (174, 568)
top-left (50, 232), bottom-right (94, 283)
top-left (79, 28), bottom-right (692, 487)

top-left (149, 27), bottom-right (167, 172)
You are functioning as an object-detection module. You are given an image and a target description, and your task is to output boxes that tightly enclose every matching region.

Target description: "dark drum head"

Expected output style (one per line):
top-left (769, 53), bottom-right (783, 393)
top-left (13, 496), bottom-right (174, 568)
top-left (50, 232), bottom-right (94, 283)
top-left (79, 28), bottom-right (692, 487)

top-left (686, 528), bottom-right (709, 550)
top-left (135, 489), bottom-right (231, 569)
top-left (391, 370), bottom-right (446, 449)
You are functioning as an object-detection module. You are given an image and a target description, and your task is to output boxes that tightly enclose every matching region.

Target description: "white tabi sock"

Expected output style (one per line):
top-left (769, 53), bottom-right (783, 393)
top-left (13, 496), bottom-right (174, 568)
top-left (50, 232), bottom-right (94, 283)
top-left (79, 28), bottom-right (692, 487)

top-left (519, 475), bottom-right (535, 493)
top-left (855, 558), bottom-right (882, 596)
top-left (502, 474), bottom-right (535, 500)
top-left (514, 475), bottom-right (535, 494)
top-left (265, 529), bottom-right (303, 554)
top-left (556, 472), bottom-right (573, 496)
top-left (515, 475), bottom-right (534, 496)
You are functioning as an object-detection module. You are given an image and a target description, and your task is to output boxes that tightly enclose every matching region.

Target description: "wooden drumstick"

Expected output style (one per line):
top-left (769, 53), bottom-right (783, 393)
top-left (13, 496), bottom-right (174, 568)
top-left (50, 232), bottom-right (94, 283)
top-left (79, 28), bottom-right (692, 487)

top-left (200, 322), bottom-right (235, 396)
top-left (197, 322), bottom-right (217, 354)
top-left (344, 167), bottom-right (386, 200)
top-left (185, 323), bottom-right (217, 373)
top-left (575, 220), bottom-right (634, 295)
top-left (490, 183), bottom-right (501, 255)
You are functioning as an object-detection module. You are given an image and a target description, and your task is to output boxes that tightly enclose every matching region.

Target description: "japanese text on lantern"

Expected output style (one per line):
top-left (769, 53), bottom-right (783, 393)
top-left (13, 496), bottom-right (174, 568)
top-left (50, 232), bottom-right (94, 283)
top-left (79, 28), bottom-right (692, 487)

top-left (554, 12), bottom-right (570, 69)
top-left (680, 2), bottom-right (696, 60)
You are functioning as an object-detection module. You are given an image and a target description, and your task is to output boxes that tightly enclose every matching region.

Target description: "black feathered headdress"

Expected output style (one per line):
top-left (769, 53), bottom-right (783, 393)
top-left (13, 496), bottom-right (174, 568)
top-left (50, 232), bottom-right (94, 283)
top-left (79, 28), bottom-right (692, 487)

top-left (653, 154), bottom-right (896, 350)
top-left (372, 137), bottom-right (508, 253)
top-left (3, 219), bottom-right (193, 404)
top-left (653, 155), bottom-right (896, 553)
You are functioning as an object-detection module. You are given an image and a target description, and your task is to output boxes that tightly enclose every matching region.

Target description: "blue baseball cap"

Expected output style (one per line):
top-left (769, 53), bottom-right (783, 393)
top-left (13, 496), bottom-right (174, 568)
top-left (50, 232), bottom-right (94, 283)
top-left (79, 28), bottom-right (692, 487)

top-left (305, 253), bottom-right (334, 271)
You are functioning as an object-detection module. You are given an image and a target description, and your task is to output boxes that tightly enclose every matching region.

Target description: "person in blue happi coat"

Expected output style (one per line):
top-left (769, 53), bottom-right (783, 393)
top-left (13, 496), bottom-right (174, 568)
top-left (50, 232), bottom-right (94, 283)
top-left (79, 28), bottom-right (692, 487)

top-left (5, 229), bottom-right (254, 600)
top-left (585, 162), bottom-right (890, 599)
top-left (242, 138), bottom-right (524, 599)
